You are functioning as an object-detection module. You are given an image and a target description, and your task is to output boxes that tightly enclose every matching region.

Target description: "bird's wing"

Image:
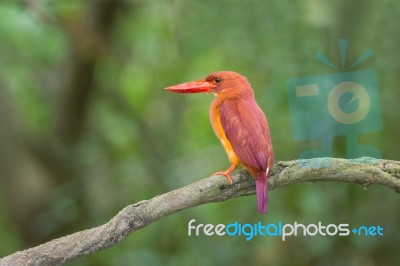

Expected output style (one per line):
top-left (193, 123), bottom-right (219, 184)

top-left (219, 98), bottom-right (273, 176)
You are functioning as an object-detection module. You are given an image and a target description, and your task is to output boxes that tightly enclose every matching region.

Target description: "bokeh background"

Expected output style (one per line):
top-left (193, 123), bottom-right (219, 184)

top-left (0, 0), bottom-right (399, 265)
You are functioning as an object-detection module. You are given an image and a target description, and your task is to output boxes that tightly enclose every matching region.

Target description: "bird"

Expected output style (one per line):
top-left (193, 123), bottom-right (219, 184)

top-left (164, 71), bottom-right (274, 214)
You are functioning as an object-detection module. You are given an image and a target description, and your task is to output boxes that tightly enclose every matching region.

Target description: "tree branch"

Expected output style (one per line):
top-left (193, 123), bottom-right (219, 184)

top-left (1, 157), bottom-right (399, 266)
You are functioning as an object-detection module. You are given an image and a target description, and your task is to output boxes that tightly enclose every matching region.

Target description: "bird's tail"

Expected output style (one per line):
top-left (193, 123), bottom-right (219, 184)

top-left (256, 170), bottom-right (268, 214)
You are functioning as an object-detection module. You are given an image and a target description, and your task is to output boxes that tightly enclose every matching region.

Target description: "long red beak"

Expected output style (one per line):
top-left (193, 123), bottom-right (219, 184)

top-left (164, 80), bottom-right (213, 94)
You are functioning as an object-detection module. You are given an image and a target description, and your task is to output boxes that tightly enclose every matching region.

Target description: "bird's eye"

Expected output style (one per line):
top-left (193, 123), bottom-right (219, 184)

top-left (214, 77), bottom-right (222, 83)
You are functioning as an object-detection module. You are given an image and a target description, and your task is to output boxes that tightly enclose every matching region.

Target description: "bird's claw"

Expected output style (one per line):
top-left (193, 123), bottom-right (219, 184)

top-left (213, 171), bottom-right (234, 185)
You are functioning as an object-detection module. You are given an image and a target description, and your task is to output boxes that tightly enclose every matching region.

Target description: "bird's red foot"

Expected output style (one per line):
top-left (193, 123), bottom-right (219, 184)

top-left (212, 164), bottom-right (237, 185)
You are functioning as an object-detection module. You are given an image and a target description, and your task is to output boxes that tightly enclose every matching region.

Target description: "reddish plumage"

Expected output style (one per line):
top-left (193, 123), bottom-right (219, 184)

top-left (165, 71), bottom-right (274, 214)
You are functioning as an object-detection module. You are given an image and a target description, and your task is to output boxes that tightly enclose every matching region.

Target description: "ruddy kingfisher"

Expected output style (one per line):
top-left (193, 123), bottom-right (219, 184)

top-left (165, 71), bottom-right (274, 214)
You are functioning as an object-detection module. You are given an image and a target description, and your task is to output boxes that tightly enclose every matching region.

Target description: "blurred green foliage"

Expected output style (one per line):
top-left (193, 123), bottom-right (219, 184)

top-left (0, 0), bottom-right (399, 265)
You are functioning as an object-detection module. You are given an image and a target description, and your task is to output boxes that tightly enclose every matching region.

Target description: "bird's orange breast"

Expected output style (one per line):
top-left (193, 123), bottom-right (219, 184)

top-left (209, 98), bottom-right (240, 166)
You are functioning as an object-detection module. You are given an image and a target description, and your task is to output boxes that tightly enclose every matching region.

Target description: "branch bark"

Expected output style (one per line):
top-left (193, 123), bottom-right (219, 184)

top-left (1, 157), bottom-right (399, 266)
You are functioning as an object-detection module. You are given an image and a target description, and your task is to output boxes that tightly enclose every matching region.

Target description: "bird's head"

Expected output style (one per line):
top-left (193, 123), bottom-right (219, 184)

top-left (164, 71), bottom-right (253, 98)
